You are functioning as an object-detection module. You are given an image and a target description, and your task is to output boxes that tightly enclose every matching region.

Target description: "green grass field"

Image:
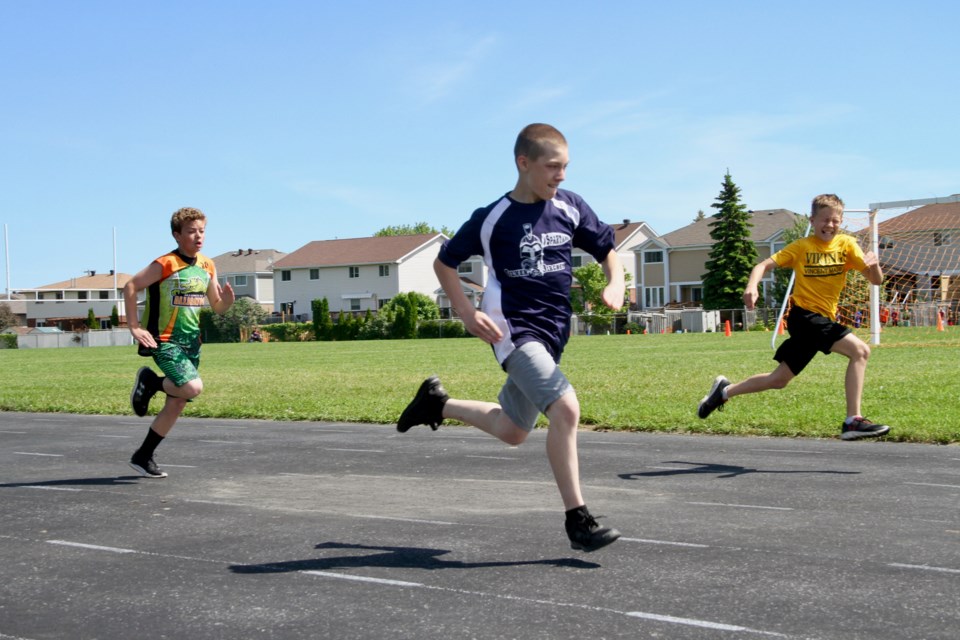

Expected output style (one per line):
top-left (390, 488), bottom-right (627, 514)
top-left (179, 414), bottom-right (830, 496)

top-left (1, 328), bottom-right (957, 443)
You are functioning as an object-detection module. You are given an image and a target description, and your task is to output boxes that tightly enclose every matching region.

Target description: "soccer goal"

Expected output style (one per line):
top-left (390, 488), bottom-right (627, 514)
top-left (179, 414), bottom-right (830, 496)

top-left (774, 194), bottom-right (960, 347)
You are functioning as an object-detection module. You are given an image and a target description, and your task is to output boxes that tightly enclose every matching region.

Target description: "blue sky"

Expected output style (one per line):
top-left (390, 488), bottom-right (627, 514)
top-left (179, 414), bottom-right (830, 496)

top-left (2, 1), bottom-right (957, 290)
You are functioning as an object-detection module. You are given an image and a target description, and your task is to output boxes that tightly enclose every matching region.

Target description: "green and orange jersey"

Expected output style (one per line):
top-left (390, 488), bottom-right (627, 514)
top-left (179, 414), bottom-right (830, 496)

top-left (771, 234), bottom-right (867, 319)
top-left (142, 250), bottom-right (216, 346)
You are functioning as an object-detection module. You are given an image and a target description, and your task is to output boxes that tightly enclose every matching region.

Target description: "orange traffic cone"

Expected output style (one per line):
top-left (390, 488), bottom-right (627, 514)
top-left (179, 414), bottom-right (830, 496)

top-left (937, 312), bottom-right (945, 332)
top-left (724, 320), bottom-right (732, 337)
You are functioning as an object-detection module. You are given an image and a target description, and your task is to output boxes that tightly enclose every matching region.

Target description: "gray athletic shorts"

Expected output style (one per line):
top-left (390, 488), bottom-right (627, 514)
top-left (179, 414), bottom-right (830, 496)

top-left (498, 341), bottom-right (574, 432)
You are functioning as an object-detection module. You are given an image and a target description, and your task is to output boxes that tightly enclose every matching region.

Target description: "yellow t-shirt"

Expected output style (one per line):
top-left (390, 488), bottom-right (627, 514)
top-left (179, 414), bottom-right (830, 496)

top-left (771, 234), bottom-right (867, 319)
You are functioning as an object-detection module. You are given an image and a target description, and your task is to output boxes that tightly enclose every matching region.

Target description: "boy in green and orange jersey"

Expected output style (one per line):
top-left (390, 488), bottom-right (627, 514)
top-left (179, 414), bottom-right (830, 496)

top-left (123, 207), bottom-right (234, 477)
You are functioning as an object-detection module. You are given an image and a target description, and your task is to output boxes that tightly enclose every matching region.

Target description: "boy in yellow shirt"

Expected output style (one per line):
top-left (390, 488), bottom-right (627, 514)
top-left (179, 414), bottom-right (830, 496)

top-left (698, 194), bottom-right (890, 440)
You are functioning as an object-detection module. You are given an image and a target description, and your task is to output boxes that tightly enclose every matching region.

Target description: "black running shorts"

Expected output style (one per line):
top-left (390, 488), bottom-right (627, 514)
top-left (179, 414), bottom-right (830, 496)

top-left (774, 305), bottom-right (851, 375)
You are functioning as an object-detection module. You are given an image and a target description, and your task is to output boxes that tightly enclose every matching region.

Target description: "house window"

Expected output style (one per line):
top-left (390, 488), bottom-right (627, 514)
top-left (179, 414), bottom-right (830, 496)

top-left (78, 291), bottom-right (88, 300)
top-left (379, 265), bottom-right (390, 277)
top-left (457, 262), bottom-right (473, 275)
top-left (56, 292), bottom-right (64, 300)
top-left (309, 269), bottom-right (320, 280)
top-left (349, 266), bottom-right (360, 278)
top-left (692, 287), bottom-right (703, 303)
top-left (349, 298), bottom-right (361, 311)
top-left (644, 286), bottom-right (664, 308)
top-left (281, 270), bottom-right (291, 281)
top-left (378, 297), bottom-right (390, 309)
top-left (644, 250), bottom-right (663, 264)
top-left (99, 291), bottom-right (109, 300)
top-left (235, 275), bottom-right (248, 287)
top-left (934, 232), bottom-right (950, 246)
top-left (571, 255), bottom-right (583, 268)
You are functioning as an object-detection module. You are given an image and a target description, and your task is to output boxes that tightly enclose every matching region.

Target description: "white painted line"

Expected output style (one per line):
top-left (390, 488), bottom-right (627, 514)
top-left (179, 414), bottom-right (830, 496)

top-left (905, 482), bottom-right (960, 489)
top-left (13, 452), bottom-right (63, 457)
top-left (33, 419), bottom-right (70, 423)
top-left (687, 501), bottom-right (793, 511)
top-left (324, 448), bottom-right (385, 453)
top-left (0, 430), bottom-right (28, 434)
top-left (465, 455), bottom-right (516, 460)
top-left (96, 435), bottom-right (132, 439)
top-left (621, 537), bottom-right (710, 549)
top-left (47, 540), bottom-right (137, 554)
top-left (888, 563), bottom-right (960, 575)
top-left (161, 464), bottom-right (197, 469)
top-left (302, 570), bottom-right (424, 587)
top-left (0, 632), bottom-right (37, 640)
top-left (24, 486), bottom-right (82, 492)
top-left (626, 611), bottom-right (788, 637)
top-left (349, 514), bottom-right (459, 526)
top-left (753, 449), bottom-right (823, 455)
top-left (197, 440), bottom-right (253, 445)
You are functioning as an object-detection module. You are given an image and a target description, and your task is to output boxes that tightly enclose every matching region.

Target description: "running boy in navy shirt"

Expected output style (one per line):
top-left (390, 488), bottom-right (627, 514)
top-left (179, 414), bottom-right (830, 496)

top-left (397, 124), bottom-right (625, 551)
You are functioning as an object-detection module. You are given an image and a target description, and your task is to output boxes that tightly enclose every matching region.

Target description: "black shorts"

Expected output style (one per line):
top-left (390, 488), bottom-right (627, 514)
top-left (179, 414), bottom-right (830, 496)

top-left (774, 305), bottom-right (851, 375)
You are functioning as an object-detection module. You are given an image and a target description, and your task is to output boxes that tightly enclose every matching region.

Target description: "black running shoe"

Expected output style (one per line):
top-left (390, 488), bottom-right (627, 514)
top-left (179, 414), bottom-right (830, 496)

top-left (131, 366), bottom-right (160, 417)
top-left (697, 375), bottom-right (730, 419)
top-left (841, 417), bottom-right (890, 441)
top-left (565, 507), bottom-right (621, 552)
top-left (396, 376), bottom-right (449, 433)
top-left (128, 453), bottom-right (167, 478)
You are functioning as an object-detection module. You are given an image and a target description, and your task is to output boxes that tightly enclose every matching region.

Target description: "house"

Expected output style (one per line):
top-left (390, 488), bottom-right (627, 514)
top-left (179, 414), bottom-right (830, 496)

top-left (211, 248), bottom-right (286, 312)
top-left (572, 219), bottom-right (658, 304)
top-left (634, 209), bottom-right (803, 310)
top-left (13, 271), bottom-right (133, 330)
top-left (271, 234), bottom-right (447, 319)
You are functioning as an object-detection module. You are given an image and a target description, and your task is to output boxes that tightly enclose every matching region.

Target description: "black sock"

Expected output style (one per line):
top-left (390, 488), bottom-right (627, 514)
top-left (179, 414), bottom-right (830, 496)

top-left (136, 428), bottom-right (164, 458)
top-left (565, 505), bottom-right (589, 520)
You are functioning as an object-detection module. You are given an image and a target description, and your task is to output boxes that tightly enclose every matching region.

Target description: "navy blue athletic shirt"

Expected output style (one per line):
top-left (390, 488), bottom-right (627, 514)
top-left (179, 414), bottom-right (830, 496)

top-left (438, 189), bottom-right (615, 365)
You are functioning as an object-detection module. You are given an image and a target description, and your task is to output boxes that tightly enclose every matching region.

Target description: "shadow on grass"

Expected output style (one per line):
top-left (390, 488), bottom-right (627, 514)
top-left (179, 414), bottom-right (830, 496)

top-left (230, 541), bottom-right (601, 574)
top-left (619, 461), bottom-right (860, 480)
top-left (0, 476), bottom-right (142, 488)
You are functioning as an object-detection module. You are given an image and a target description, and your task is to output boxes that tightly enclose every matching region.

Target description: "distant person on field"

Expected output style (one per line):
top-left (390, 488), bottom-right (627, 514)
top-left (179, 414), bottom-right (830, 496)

top-left (123, 207), bottom-right (235, 478)
top-left (697, 194), bottom-right (890, 441)
top-left (396, 123), bottom-right (625, 552)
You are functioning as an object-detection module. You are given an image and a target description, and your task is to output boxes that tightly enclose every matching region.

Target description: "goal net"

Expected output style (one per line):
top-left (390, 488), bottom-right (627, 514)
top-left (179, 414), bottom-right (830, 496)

top-left (837, 196), bottom-right (960, 345)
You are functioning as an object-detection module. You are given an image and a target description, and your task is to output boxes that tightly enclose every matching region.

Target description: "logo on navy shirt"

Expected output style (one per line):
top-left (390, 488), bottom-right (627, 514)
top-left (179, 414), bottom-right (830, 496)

top-left (503, 223), bottom-right (570, 278)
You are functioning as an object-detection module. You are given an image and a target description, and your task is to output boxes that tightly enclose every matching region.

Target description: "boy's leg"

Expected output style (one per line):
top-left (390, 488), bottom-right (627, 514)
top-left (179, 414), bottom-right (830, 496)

top-left (543, 391), bottom-right (582, 510)
top-left (726, 362), bottom-right (796, 398)
top-left (442, 399), bottom-right (530, 446)
top-left (830, 333), bottom-right (890, 439)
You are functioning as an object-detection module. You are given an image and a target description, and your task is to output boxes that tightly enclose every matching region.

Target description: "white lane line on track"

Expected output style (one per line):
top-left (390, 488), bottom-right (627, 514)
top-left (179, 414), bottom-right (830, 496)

top-left (687, 502), bottom-right (793, 511)
top-left (24, 486), bottom-right (83, 492)
top-left (0, 431), bottom-right (28, 434)
top-left (96, 435), bottom-right (132, 439)
top-left (349, 514), bottom-right (460, 525)
top-left (43, 538), bottom-right (791, 637)
top-left (197, 440), bottom-right (253, 445)
top-left (13, 452), bottom-right (63, 457)
top-left (905, 482), bottom-right (960, 489)
top-left (752, 449), bottom-right (824, 455)
top-left (888, 563), bottom-right (960, 575)
top-left (466, 455), bottom-right (516, 460)
top-left (324, 448), bottom-right (385, 453)
top-left (620, 537), bottom-right (710, 548)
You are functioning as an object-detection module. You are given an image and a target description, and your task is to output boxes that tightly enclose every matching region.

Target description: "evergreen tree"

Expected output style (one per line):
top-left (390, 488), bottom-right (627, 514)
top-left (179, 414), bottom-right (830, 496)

top-left (694, 209), bottom-right (706, 222)
top-left (110, 305), bottom-right (120, 327)
top-left (312, 297), bottom-right (333, 341)
top-left (701, 172), bottom-right (758, 310)
top-left (86, 308), bottom-right (97, 329)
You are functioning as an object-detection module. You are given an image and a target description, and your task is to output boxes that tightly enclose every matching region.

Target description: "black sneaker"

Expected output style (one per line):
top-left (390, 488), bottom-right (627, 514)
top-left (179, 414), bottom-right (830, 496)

top-left (397, 376), bottom-right (449, 433)
top-left (128, 453), bottom-right (167, 478)
top-left (697, 375), bottom-right (730, 419)
top-left (565, 507), bottom-right (621, 552)
top-left (131, 366), bottom-right (160, 417)
top-left (841, 417), bottom-right (890, 441)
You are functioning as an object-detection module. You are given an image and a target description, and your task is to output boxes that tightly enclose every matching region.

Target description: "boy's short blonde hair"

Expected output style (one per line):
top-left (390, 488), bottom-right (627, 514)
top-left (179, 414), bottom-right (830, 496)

top-left (171, 207), bottom-right (206, 234)
top-left (810, 194), bottom-right (844, 218)
top-left (514, 123), bottom-right (567, 162)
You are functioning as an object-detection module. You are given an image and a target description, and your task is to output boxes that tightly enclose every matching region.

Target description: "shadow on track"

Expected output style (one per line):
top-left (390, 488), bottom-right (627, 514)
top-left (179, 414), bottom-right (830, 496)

top-left (619, 460), bottom-right (861, 480)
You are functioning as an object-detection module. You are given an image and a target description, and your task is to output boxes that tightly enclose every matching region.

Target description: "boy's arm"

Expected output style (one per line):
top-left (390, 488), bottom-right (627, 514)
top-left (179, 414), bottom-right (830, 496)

top-left (861, 250), bottom-right (883, 286)
top-left (598, 249), bottom-right (626, 310)
top-left (207, 272), bottom-right (235, 315)
top-left (743, 257), bottom-right (778, 310)
top-left (124, 262), bottom-right (163, 349)
top-left (434, 258), bottom-right (503, 345)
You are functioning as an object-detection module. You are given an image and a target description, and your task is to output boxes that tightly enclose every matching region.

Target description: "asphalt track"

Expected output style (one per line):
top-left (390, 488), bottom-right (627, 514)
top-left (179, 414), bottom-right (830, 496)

top-left (1, 412), bottom-right (958, 640)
